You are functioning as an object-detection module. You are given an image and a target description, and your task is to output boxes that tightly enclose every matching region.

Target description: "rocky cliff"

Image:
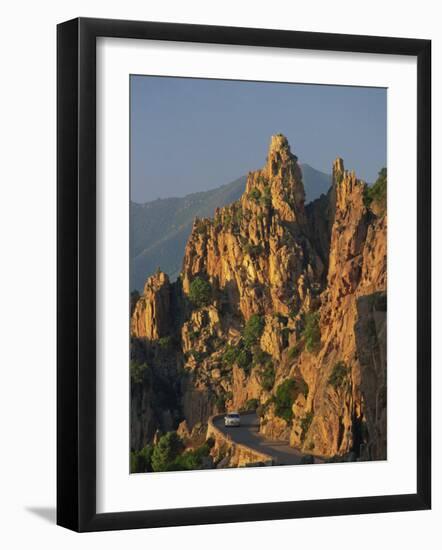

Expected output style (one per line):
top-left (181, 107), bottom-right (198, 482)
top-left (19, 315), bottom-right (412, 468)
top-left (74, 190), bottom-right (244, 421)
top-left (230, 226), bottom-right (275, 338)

top-left (181, 133), bottom-right (323, 320)
top-left (130, 134), bottom-right (387, 463)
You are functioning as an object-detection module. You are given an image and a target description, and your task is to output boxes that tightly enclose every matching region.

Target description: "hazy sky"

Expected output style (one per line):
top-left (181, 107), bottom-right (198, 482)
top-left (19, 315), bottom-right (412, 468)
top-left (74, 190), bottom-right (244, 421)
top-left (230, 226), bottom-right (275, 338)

top-left (131, 76), bottom-right (386, 204)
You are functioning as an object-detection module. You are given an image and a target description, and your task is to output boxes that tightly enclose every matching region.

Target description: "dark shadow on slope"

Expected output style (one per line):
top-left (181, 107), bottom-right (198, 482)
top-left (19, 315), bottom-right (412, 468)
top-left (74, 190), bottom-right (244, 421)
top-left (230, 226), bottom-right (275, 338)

top-left (354, 291), bottom-right (387, 461)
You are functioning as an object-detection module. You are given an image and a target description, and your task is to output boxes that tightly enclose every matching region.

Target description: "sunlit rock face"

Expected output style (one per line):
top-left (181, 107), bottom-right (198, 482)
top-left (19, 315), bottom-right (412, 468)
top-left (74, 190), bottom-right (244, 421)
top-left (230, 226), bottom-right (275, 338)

top-left (130, 135), bottom-right (387, 462)
top-left (181, 134), bottom-right (323, 321)
top-left (131, 270), bottom-right (172, 340)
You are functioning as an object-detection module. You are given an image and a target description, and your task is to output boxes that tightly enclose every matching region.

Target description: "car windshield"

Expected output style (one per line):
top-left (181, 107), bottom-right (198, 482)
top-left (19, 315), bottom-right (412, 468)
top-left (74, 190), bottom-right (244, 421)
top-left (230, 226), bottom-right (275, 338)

top-left (227, 413), bottom-right (240, 418)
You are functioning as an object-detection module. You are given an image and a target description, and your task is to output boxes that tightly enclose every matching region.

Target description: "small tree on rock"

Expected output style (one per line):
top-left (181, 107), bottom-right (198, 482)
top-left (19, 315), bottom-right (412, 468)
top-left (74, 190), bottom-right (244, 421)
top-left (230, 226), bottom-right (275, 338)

top-left (151, 432), bottom-right (184, 472)
top-left (188, 277), bottom-right (212, 308)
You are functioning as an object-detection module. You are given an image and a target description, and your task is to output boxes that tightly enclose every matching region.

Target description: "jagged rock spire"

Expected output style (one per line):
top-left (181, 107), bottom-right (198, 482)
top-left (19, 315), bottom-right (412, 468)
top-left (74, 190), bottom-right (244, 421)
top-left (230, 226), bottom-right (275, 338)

top-left (333, 157), bottom-right (345, 184)
top-left (180, 133), bottom-right (321, 319)
top-left (266, 134), bottom-right (298, 176)
top-left (240, 134), bottom-right (306, 225)
top-left (264, 134), bottom-right (305, 223)
top-left (131, 270), bottom-right (172, 340)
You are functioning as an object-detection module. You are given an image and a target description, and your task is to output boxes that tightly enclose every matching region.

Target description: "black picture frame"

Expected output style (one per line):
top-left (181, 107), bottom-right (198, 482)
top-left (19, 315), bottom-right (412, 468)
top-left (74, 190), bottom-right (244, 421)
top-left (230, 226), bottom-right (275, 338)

top-left (57, 17), bottom-right (431, 532)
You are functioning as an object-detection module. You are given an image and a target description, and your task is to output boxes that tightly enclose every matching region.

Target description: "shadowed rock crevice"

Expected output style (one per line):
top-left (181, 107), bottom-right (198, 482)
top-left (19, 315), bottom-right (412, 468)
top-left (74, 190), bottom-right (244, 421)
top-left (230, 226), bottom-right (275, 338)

top-left (354, 291), bottom-right (387, 460)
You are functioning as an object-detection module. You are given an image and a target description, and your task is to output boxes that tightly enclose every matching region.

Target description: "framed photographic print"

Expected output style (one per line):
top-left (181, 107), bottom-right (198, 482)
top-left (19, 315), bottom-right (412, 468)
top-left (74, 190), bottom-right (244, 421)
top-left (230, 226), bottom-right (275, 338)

top-left (57, 17), bottom-right (431, 532)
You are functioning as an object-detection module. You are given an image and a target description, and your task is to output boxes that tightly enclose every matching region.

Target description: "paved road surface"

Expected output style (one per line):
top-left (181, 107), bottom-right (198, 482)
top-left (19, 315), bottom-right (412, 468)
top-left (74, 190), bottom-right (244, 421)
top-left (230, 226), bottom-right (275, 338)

top-left (213, 412), bottom-right (312, 465)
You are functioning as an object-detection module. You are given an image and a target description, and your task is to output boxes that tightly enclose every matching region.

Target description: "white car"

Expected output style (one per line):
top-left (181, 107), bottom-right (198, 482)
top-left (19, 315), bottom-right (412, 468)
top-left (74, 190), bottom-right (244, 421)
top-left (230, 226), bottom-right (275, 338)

top-left (224, 412), bottom-right (241, 427)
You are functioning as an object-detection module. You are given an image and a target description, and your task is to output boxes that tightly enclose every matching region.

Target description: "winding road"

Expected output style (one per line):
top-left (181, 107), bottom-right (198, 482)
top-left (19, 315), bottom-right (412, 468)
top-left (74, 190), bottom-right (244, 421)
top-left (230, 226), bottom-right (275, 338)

top-left (213, 412), bottom-right (316, 466)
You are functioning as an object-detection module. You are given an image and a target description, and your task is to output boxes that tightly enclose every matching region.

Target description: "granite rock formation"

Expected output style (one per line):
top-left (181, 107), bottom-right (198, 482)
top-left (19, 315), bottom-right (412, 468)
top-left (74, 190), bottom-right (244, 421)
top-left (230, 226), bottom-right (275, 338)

top-left (130, 134), bottom-right (387, 463)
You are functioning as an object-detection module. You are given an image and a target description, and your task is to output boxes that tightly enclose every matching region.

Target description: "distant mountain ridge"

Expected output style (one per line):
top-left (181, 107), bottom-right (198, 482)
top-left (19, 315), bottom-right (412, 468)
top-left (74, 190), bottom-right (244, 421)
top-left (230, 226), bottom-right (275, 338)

top-left (131, 164), bottom-right (332, 290)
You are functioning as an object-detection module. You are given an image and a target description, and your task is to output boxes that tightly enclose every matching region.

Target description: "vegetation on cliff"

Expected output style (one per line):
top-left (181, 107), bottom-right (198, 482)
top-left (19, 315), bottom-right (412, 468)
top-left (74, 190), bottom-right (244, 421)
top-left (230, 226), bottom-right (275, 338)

top-left (188, 277), bottom-right (212, 308)
top-left (130, 134), bottom-right (387, 465)
top-left (364, 167), bottom-right (387, 212)
top-left (131, 431), bottom-right (214, 473)
top-left (273, 378), bottom-right (309, 423)
top-left (301, 311), bottom-right (321, 353)
top-left (328, 361), bottom-right (349, 390)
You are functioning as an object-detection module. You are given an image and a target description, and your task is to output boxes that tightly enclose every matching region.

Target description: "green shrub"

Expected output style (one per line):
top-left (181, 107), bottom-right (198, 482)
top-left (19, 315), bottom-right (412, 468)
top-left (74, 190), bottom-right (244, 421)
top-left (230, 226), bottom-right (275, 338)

top-left (158, 335), bottom-right (174, 349)
top-left (222, 341), bottom-right (252, 374)
top-left (248, 188), bottom-right (262, 203)
top-left (169, 452), bottom-right (199, 471)
top-left (328, 361), bottom-right (348, 389)
top-left (245, 398), bottom-right (259, 411)
top-left (188, 277), bottom-right (212, 308)
top-left (363, 167), bottom-right (387, 210)
top-left (151, 432), bottom-right (184, 472)
top-left (130, 361), bottom-right (150, 385)
top-left (288, 306), bottom-right (298, 320)
top-left (222, 345), bottom-right (240, 366)
top-left (274, 378), bottom-right (309, 424)
top-left (273, 379), bottom-right (296, 423)
top-left (147, 436), bottom-right (214, 473)
top-left (302, 311), bottom-right (321, 352)
top-left (194, 220), bottom-right (207, 235)
top-left (190, 349), bottom-right (205, 363)
top-left (236, 348), bottom-right (253, 374)
top-left (257, 363), bottom-right (275, 391)
top-left (168, 442), bottom-right (211, 471)
top-left (243, 314), bottom-right (265, 349)
top-left (130, 444), bottom-right (154, 473)
top-left (252, 347), bottom-right (271, 366)
top-left (188, 329), bottom-right (200, 341)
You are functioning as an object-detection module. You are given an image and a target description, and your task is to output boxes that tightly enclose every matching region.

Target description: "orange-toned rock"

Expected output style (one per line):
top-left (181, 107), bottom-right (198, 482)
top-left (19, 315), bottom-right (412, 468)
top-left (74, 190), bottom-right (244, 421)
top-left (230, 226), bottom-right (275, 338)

top-left (181, 135), bottom-right (323, 321)
top-left (130, 137), bottom-right (387, 462)
top-left (131, 270), bottom-right (172, 340)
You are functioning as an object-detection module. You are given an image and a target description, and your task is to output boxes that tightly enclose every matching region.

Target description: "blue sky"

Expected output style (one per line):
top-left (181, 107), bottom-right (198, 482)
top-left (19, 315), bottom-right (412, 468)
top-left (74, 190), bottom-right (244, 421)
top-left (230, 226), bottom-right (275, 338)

top-left (130, 75), bottom-right (386, 203)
